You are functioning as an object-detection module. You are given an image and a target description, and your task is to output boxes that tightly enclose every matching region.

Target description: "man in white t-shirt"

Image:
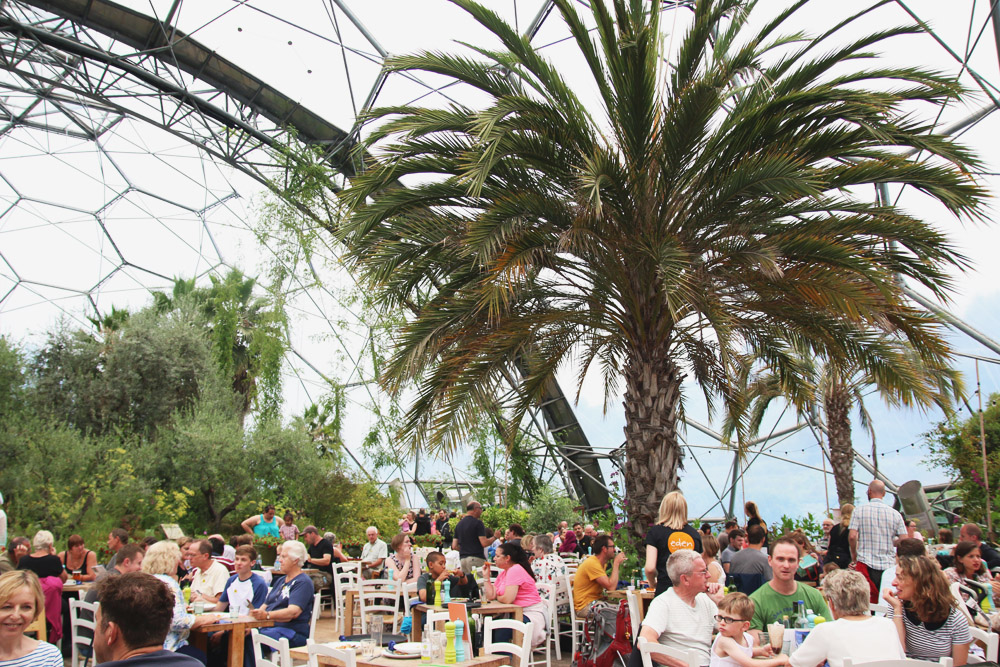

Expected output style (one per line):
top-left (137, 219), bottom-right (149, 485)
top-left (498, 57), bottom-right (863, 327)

top-left (639, 549), bottom-right (725, 667)
top-left (188, 539), bottom-right (230, 603)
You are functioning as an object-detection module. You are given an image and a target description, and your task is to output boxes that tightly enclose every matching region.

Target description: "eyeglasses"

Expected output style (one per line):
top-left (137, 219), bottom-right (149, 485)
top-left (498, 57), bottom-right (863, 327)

top-left (714, 615), bottom-right (744, 624)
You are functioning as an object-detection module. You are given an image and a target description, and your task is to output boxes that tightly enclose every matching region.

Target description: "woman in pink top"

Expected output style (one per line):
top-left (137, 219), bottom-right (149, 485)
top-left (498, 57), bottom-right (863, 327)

top-left (483, 543), bottom-right (549, 647)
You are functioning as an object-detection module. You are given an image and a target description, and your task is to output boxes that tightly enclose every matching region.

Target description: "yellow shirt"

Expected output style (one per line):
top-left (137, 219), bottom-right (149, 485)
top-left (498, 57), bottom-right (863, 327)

top-left (573, 555), bottom-right (608, 611)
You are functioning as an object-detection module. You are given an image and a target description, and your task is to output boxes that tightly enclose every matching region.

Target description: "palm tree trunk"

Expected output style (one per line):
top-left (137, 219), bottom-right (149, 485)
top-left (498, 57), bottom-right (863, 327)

top-left (825, 380), bottom-right (855, 506)
top-left (623, 350), bottom-right (685, 540)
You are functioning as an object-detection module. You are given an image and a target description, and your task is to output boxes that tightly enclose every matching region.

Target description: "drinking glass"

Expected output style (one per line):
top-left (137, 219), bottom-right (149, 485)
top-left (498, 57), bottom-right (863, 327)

top-left (767, 624), bottom-right (784, 653)
top-left (370, 615), bottom-right (383, 646)
top-left (361, 639), bottom-right (376, 658)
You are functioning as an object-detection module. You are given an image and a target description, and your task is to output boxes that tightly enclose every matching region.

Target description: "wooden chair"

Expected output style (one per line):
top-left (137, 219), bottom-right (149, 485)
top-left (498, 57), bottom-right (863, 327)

top-left (637, 637), bottom-right (701, 667)
top-left (251, 628), bottom-right (292, 667)
top-left (24, 607), bottom-right (46, 642)
top-left (69, 598), bottom-right (98, 667)
top-left (483, 616), bottom-right (535, 667)
top-left (357, 580), bottom-right (400, 634)
top-left (308, 592), bottom-right (321, 642)
top-left (305, 640), bottom-right (357, 667)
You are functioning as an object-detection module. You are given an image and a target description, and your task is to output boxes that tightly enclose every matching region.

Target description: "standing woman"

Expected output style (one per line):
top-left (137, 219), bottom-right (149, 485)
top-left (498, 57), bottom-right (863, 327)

top-left (883, 555), bottom-right (971, 666)
top-left (482, 543), bottom-right (549, 648)
top-left (643, 491), bottom-right (702, 595)
top-left (58, 535), bottom-right (97, 582)
top-left (826, 504), bottom-right (853, 569)
top-left (241, 504), bottom-right (282, 538)
top-left (0, 570), bottom-right (63, 667)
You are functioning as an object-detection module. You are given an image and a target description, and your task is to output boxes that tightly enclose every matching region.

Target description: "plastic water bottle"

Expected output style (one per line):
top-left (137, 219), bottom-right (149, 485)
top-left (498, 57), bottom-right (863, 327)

top-left (588, 547), bottom-right (593, 556)
top-left (805, 609), bottom-right (816, 628)
top-left (386, 562), bottom-right (395, 591)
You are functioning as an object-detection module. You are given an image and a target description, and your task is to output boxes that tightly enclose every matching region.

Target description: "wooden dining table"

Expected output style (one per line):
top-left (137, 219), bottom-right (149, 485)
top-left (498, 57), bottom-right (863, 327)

top-left (290, 645), bottom-right (510, 667)
top-left (189, 615), bottom-right (273, 667)
top-left (411, 602), bottom-right (523, 642)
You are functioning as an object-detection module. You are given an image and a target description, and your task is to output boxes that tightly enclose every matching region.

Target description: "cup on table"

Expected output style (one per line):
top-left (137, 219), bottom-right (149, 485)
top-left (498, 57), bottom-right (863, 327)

top-left (193, 601), bottom-right (205, 615)
top-left (370, 615), bottom-right (383, 646)
top-left (767, 623), bottom-right (785, 654)
top-left (360, 639), bottom-right (376, 658)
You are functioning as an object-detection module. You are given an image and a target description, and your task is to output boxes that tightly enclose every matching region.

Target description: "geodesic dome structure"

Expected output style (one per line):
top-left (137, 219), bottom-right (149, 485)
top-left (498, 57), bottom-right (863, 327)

top-left (2, 0), bottom-right (1000, 517)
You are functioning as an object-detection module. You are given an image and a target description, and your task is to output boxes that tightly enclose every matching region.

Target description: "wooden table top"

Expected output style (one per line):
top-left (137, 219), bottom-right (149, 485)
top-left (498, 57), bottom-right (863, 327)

top-left (413, 602), bottom-right (521, 615)
top-left (606, 589), bottom-right (655, 599)
top-left (189, 615), bottom-right (273, 632)
top-left (290, 646), bottom-right (510, 667)
top-left (63, 583), bottom-right (95, 593)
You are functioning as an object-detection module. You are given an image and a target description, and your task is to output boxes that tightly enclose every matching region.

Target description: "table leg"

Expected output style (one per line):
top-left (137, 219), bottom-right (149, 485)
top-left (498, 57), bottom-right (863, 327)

top-left (346, 591), bottom-right (356, 635)
top-left (191, 631), bottom-right (208, 653)
top-left (412, 607), bottom-right (424, 641)
top-left (228, 626), bottom-right (245, 667)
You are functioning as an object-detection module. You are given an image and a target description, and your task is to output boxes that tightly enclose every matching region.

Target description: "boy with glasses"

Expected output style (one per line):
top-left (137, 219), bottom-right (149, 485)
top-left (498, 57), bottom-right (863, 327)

top-left (711, 593), bottom-right (789, 667)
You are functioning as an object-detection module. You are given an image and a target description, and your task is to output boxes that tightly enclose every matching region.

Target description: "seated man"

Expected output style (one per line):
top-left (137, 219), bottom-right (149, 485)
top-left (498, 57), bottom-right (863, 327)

top-left (418, 552), bottom-right (477, 603)
top-left (93, 571), bottom-right (202, 667)
top-left (572, 535), bottom-right (625, 618)
top-left (217, 545), bottom-right (268, 615)
top-left (188, 540), bottom-right (229, 604)
top-left (637, 550), bottom-right (725, 667)
top-left (246, 541), bottom-right (313, 667)
top-left (728, 525), bottom-right (772, 593)
top-left (749, 537), bottom-right (832, 639)
top-left (360, 526), bottom-right (388, 580)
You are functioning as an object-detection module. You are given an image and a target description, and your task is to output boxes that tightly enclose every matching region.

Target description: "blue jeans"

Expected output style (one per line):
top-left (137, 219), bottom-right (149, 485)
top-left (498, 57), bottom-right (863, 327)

top-left (243, 627), bottom-right (307, 667)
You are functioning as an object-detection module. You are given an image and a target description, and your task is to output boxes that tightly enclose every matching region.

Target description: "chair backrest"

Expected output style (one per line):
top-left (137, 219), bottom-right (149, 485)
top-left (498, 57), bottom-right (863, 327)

top-left (869, 602), bottom-right (890, 615)
top-left (637, 637), bottom-right (701, 667)
top-left (842, 658), bottom-right (953, 667)
top-left (730, 572), bottom-right (764, 595)
top-left (425, 609), bottom-right (451, 634)
top-left (625, 589), bottom-right (641, 639)
top-left (306, 639), bottom-right (357, 667)
top-left (69, 598), bottom-right (98, 667)
top-left (251, 628), bottom-right (292, 667)
top-left (24, 605), bottom-right (46, 641)
top-left (309, 592), bottom-right (321, 640)
top-left (562, 574), bottom-right (578, 623)
top-left (949, 583), bottom-right (976, 625)
top-left (971, 626), bottom-right (999, 662)
top-left (333, 562), bottom-right (359, 594)
top-left (358, 580), bottom-right (400, 633)
top-left (402, 581), bottom-right (419, 617)
top-left (483, 616), bottom-right (534, 667)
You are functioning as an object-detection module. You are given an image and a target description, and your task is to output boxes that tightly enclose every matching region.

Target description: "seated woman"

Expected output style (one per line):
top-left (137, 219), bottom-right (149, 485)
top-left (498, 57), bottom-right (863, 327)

top-left (702, 534), bottom-right (725, 585)
top-left (388, 533), bottom-right (421, 584)
top-left (16, 531), bottom-right (66, 583)
top-left (883, 555), bottom-right (972, 666)
top-left (482, 543), bottom-right (549, 648)
top-left (247, 541), bottom-right (314, 666)
top-left (943, 541), bottom-right (992, 624)
top-left (558, 528), bottom-right (578, 555)
top-left (141, 540), bottom-right (216, 664)
top-left (531, 534), bottom-right (567, 584)
top-left (790, 569), bottom-right (904, 667)
top-left (0, 570), bottom-right (63, 667)
top-left (58, 535), bottom-right (98, 582)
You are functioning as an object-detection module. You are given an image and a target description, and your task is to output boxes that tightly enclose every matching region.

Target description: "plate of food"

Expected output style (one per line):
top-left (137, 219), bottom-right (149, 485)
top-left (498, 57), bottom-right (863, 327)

top-left (382, 650), bottom-right (422, 659)
top-left (387, 643), bottom-right (425, 655)
top-left (449, 597), bottom-right (469, 603)
top-left (324, 642), bottom-right (363, 653)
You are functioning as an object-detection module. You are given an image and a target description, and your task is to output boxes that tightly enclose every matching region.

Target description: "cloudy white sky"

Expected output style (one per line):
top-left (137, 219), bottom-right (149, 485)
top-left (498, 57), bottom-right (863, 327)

top-left (2, 0), bottom-right (1000, 522)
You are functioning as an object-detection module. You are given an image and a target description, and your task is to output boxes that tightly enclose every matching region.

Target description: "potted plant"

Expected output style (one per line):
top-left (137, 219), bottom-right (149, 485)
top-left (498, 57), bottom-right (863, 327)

top-left (253, 534), bottom-right (283, 566)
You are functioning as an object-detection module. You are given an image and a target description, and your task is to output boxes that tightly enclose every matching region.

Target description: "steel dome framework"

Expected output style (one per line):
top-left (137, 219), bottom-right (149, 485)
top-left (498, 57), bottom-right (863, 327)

top-left (2, 0), bottom-right (1000, 515)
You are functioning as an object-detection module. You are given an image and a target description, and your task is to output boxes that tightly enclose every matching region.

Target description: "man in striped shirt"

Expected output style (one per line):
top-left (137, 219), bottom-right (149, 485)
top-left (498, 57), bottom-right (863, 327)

top-left (849, 480), bottom-right (906, 598)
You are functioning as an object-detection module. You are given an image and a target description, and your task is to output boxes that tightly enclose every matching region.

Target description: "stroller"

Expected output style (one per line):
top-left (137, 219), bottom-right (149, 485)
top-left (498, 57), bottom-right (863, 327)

top-left (574, 600), bottom-right (633, 667)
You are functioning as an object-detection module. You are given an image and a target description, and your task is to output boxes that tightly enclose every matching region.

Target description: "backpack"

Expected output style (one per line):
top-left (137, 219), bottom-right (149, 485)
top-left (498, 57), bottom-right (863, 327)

top-left (574, 600), bottom-right (633, 667)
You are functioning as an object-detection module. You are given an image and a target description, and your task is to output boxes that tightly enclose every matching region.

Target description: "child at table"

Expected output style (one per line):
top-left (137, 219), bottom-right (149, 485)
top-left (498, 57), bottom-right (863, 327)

top-left (711, 593), bottom-right (789, 667)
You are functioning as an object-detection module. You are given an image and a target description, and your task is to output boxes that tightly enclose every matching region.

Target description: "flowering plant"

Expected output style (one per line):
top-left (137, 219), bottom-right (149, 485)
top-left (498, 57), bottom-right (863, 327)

top-left (253, 534), bottom-right (284, 548)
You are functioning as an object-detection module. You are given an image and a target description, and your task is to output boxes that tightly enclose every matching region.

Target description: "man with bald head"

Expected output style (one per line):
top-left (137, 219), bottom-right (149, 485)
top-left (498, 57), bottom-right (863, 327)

top-left (453, 501), bottom-right (492, 574)
top-left (849, 480), bottom-right (906, 600)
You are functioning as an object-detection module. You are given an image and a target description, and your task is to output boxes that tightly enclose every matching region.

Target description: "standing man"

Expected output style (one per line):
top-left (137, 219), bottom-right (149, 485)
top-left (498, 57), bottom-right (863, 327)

top-left (572, 535), bottom-right (626, 617)
top-left (849, 480), bottom-right (906, 597)
top-left (638, 550), bottom-right (725, 667)
top-left (453, 502), bottom-right (492, 575)
top-left (749, 537), bottom-right (831, 638)
top-left (360, 526), bottom-right (388, 579)
top-left (816, 518), bottom-right (834, 562)
top-left (188, 540), bottom-right (229, 603)
top-left (93, 572), bottom-right (203, 667)
top-left (105, 528), bottom-right (129, 570)
top-left (959, 523), bottom-right (1000, 570)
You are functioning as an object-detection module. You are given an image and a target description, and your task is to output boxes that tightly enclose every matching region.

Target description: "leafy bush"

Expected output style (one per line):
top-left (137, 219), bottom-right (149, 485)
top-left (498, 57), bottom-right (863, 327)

top-left (481, 506), bottom-right (529, 534)
top-left (774, 513), bottom-right (825, 542)
top-left (524, 486), bottom-right (581, 534)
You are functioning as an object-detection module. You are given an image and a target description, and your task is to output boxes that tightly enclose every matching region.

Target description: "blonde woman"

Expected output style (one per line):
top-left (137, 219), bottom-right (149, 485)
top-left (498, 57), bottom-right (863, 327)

top-left (643, 491), bottom-right (702, 595)
top-left (827, 504), bottom-right (853, 568)
top-left (141, 541), bottom-right (215, 659)
top-left (0, 570), bottom-right (62, 667)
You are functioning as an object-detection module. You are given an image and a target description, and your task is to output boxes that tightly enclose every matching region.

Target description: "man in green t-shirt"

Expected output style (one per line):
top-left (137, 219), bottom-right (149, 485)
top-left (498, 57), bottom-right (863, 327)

top-left (749, 537), bottom-right (831, 639)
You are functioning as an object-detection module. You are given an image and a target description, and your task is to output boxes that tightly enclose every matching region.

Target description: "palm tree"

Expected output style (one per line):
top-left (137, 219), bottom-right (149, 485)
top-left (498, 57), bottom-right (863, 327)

top-left (339, 0), bottom-right (986, 536)
top-left (724, 346), bottom-right (965, 507)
